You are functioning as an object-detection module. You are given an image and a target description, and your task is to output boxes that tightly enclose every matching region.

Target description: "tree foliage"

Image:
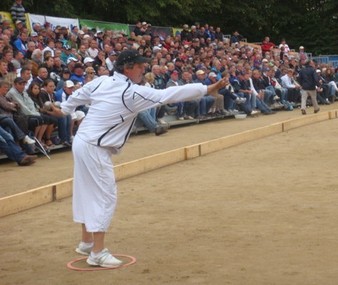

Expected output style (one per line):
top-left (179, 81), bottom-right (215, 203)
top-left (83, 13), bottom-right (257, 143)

top-left (1, 0), bottom-right (338, 55)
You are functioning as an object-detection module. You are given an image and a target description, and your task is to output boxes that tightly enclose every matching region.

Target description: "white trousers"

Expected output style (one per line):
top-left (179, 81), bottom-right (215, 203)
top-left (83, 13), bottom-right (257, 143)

top-left (72, 136), bottom-right (117, 232)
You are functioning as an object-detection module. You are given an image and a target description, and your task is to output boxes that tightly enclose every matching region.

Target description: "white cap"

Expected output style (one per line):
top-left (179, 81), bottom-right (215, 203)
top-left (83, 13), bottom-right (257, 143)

top-left (66, 57), bottom-right (78, 64)
top-left (208, 72), bottom-right (217, 78)
top-left (65, 80), bottom-right (75, 88)
top-left (299, 46), bottom-right (304, 49)
top-left (83, 57), bottom-right (94, 64)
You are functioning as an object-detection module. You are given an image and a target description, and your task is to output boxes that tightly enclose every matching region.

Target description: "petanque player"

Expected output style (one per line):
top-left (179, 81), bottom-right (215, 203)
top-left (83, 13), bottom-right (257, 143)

top-left (48, 49), bottom-right (226, 268)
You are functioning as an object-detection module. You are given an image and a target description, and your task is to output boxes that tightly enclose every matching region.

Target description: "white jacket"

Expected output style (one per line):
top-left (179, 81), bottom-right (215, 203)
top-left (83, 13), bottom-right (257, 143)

top-left (61, 72), bottom-right (207, 152)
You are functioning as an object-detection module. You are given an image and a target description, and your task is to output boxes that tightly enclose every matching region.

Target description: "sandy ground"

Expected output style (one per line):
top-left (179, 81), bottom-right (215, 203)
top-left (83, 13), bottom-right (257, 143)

top-left (1, 106), bottom-right (338, 285)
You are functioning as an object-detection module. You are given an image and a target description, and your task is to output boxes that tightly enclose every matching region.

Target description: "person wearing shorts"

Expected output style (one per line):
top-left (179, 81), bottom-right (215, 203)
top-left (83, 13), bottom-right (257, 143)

top-left (49, 49), bottom-right (226, 268)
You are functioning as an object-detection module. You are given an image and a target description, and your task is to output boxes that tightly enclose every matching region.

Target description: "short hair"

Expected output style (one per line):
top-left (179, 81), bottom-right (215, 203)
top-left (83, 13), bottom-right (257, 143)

top-left (0, 80), bottom-right (10, 88)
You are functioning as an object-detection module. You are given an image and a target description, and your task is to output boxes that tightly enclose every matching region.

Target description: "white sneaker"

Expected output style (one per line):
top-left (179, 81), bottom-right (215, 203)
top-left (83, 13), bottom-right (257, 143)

top-left (23, 135), bottom-right (36, 145)
top-left (75, 241), bottom-right (93, 256)
top-left (87, 248), bottom-right (122, 268)
top-left (157, 118), bottom-right (167, 125)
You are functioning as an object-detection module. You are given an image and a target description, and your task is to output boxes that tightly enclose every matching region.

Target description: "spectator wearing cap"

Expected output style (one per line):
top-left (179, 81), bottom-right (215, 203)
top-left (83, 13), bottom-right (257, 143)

top-left (70, 63), bottom-right (85, 85)
top-left (180, 24), bottom-right (193, 42)
top-left (83, 56), bottom-right (95, 67)
top-left (66, 56), bottom-right (79, 73)
top-left (204, 71), bottom-right (226, 115)
top-left (56, 68), bottom-right (71, 91)
top-left (10, 0), bottom-right (26, 25)
top-left (55, 80), bottom-right (82, 146)
top-left (60, 44), bottom-right (74, 64)
top-left (298, 46), bottom-right (308, 64)
top-left (194, 69), bottom-right (215, 118)
top-left (0, 80), bottom-right (36, 147)
top-left (94, 30), bottom-right (104, 50)
top-left (166, 70), bottom-right (186, 120)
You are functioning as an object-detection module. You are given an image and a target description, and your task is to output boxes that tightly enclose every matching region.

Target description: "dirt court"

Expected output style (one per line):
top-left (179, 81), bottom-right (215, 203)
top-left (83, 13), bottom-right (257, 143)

top-left (1, 107), bottom-right (338, 285)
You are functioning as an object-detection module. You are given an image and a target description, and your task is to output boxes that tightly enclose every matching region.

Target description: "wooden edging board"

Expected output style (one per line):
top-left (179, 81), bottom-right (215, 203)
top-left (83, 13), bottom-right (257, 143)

top-left (0, 110), bottom-right (335, 217)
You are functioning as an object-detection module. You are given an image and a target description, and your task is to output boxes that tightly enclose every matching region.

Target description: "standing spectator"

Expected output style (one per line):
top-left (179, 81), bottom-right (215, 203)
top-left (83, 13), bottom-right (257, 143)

top-left (298, 60), bottom-right (320, 115)
top-left (214, 27), bottom-right (224, 42)
top-left (230, 31), bottom-right (243, 45)
top-left (10, 0), bottom-right (26, 25)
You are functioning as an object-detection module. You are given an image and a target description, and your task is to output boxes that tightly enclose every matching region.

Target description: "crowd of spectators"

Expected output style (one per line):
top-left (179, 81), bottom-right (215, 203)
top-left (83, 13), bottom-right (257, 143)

top-left (1, 1), bottom-right (338, 165)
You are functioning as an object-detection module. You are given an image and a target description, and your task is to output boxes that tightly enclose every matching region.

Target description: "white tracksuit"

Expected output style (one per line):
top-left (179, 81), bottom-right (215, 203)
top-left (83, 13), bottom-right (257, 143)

top-left (61, 72), bottom-right (207, 232)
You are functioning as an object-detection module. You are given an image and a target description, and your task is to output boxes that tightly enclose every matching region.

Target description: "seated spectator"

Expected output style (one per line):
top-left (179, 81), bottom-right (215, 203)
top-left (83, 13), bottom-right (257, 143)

top-left (84, 66), bottom-right (96, 84)
top-left (315, 69), bottom-right (330, 105)
top-left (37, 79), bottom-right (59, 146)
top-left (166, 70), bottom-right (185, 120)
top-left (261, 36), bottom-right (275, 55)
top-left (251, 69), bottom-right (279, 107)
top-left (205, 72), bottom-right (225, 115)
top-left (280, 68), bottom-right (301, 104)
top-left (218, 71), bottom-right (247, 115)
top-left (70, 63), bottom-right (85, 85)
top-left (6, 79), bottom-right (49, 147)
top-left (32, 66), bottom-right (49, 86)
top-left (193, 69), bottom-right (215, 118)
top-left (322, 66), bottom-right (338, 103)
top-left (265, 68), bottom-right (293, 110)
top-left (0, 80), bottom-right (35, 146)
top-left (55, 80), bottom-right (85, 146)
top-left (181, 71), bottom-right (199, 119)
top-left (0, 126), bottom-right (37, 166)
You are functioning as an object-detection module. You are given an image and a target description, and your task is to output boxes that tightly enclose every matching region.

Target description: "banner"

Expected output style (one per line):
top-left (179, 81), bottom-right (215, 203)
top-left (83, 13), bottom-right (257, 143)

top-left (80, 19), bottom-right (129, 35)
top-left (27, 13), bottom-right (79, 31)
top-left (0, 11), bottom-right (15, 28)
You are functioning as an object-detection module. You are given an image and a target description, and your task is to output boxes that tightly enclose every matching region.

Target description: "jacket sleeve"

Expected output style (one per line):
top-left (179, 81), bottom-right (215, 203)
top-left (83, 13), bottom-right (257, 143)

top-left (128, 83), bottom-right (207, 113)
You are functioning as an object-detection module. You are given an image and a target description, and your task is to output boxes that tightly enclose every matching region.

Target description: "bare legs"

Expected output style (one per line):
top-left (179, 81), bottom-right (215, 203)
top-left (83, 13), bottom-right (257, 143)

top-left (81, 223), bottom-right (105, 253)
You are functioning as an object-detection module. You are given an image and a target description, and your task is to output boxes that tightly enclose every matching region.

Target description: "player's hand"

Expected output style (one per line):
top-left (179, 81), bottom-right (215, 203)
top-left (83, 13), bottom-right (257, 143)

top-left (207, 77), bottom-right (227, 95)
